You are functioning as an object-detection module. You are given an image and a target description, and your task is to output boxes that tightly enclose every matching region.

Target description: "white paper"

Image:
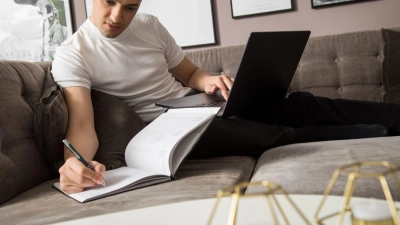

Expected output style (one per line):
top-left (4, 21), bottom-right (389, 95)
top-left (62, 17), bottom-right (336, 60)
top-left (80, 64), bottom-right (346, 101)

top-left (231, 0), bottom-right (292, 17)
top-left (53, 167), bottom-right (163, 203)
top-left (125, 107), bottom-right (218, 176)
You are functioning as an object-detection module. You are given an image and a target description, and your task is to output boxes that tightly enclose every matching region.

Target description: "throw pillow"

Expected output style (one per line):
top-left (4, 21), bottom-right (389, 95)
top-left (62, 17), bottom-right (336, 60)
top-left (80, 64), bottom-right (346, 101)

top-left (33, 64), bottom-right (68, 174)
top-left (91, 90), bottom-right (147, 170)
top-left (381, 28), bottom-right (400, 103)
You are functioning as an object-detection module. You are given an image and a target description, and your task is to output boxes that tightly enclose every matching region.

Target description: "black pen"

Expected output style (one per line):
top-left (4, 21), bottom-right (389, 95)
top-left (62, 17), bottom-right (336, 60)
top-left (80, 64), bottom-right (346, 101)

top-left (62, 139), bottom-right (106, 186)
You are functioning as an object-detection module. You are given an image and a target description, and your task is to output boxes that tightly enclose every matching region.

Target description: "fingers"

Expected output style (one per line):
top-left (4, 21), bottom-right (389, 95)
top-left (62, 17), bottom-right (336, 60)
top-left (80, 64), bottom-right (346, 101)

top-left (205, 75), bottom-right (234, 100)
top-left (91, 161), bottom-right (106, 177)
top-left (59, 158), bottom-right (105, 194)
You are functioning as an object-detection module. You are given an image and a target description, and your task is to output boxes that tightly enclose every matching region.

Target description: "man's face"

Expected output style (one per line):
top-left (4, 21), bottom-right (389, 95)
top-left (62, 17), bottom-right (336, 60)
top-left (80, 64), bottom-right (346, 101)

top-left (90, 0), bottom-right (141, 38)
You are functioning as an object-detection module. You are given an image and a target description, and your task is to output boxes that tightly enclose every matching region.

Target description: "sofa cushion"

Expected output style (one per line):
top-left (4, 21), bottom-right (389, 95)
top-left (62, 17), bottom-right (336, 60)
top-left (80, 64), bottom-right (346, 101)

top-left (0, 156), bottom-right (255, 225)
top-left (185, 28), bottom-right (395, 103)
top-left (185, 45), bottom-right (244, 77)
top-left (247, 137), bottom-right (400, 200)
top-left (91, 90), bottom-right (147, 170)
top-left (291, 29), bottom-right (384, 102)
top-left (0, 61), bottom-right (54, 204)
top-left (33, 63), bottom-right (68, 173)
top-left (382, 28), bottom-right (400, 103)
top-left (33, 73), bottom-right (146, 172)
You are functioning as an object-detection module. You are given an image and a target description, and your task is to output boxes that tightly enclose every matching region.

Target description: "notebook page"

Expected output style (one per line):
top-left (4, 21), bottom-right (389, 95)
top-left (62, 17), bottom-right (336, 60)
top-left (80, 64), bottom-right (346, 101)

top-left (125, 108), bottom-right (219, 175)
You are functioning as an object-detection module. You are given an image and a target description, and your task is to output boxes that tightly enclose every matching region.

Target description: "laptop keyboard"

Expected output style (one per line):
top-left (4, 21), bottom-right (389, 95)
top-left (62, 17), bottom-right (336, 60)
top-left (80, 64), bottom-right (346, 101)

top-left (195, 100), bottom-right (226, 116)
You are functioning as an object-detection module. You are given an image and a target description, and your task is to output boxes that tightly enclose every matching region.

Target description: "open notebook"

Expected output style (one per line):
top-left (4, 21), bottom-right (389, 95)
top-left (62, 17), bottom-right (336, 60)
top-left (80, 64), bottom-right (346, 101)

top-left (54, 107), bottom-right (220, 203)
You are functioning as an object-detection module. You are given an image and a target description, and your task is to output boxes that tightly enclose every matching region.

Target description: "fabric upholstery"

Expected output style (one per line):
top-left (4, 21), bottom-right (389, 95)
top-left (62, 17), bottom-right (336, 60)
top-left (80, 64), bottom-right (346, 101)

top-left (33, 63), bottom-right (68, 173)
top-left (382, 28), bottom-right (400, 103)
top-left (91, 90), bottom-right (147, 170)
top-left (291, 29), bottom-right (384, 102)
top-left (0, 61), bottom-right (54, 204)
top-left (0, 156), bottom-right (255, 225)
top-left (2, 26), bottom-right (400, 223)
top-left (185, 45), bottom-right (244, 77)
top-left (248, 137), bottom-right (400, 200)
top-left (185, 28), bottom-right (400, 103)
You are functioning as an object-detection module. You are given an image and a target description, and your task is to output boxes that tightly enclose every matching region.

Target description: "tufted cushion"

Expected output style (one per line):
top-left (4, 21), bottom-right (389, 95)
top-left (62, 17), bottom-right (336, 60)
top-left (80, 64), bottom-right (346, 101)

top-left (185, 28), bottom-right (400, 103)
top-left (0, 61), bottom-right (54, 204)
top-left (91, 90), bottom-right (147, 170)
top-left (185, 45), bottom-right (244, 77)
top-left (291, 30), bottom-right (384, 102)
top-left (382, 28), bottom-right (400, 103)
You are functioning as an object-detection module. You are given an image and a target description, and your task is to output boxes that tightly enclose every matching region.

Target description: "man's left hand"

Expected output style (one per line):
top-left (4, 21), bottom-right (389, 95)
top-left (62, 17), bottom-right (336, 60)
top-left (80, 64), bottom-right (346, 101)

top-left (204, 74), bottom-right (234, 100)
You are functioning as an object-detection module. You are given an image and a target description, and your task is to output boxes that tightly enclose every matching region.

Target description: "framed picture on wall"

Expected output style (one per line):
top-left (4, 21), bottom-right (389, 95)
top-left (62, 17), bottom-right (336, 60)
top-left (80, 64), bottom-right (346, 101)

top-left (230, 0), bottom-right (293, 19)
top-left (138, 0), bottom-right (217, 48)
top-left (312, 0), bottom-right (365, 8)
top-left (0, 0), bottom-right (74, 62)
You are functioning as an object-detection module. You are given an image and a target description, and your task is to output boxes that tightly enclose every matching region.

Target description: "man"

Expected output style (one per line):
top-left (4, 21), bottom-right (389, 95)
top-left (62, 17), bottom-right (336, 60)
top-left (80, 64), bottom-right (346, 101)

top-left (53, 0), bottom-right (236, 193)
top-left (52, 0), bottom-right (399, 194)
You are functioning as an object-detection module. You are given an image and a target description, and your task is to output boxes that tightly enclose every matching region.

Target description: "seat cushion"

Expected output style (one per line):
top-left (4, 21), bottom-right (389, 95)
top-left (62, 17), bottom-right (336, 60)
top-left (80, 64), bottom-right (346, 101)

top-left (0, 156), bottom-right (255, 225)
top-left (0, 61), bottom-right (54, 204)
top-left (247, 137), bottom-right (400, 200)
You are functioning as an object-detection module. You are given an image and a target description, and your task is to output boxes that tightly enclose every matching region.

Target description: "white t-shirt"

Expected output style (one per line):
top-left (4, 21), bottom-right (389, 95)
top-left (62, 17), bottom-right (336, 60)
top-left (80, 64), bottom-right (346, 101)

top-left (52, 13), bottom-right (192, 122)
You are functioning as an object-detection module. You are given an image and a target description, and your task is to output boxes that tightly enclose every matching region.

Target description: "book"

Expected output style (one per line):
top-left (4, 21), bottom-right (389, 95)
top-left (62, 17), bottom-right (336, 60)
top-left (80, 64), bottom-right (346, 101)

top-left (53, 107), bottom-right (220, 203)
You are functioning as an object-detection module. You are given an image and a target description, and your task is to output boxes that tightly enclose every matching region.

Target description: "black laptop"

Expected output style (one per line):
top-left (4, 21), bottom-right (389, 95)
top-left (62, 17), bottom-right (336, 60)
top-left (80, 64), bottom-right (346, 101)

top-left (156, 31), bottom-right (311, 123)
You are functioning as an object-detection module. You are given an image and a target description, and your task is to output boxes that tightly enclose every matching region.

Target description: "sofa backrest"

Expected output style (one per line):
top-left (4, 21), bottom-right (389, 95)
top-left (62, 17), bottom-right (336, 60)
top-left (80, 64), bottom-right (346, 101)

top-left (185, 27), bottom-right (400, 103)
top-left (0, 60), bottom-right (54, 204)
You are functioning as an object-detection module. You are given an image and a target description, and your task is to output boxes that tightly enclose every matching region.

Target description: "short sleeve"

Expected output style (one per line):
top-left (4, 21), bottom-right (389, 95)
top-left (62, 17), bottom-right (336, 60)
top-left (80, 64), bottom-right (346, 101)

top-left (155, 19), bottom-right (185, 69)
top-left (52, 45), bottom-right (91, 89)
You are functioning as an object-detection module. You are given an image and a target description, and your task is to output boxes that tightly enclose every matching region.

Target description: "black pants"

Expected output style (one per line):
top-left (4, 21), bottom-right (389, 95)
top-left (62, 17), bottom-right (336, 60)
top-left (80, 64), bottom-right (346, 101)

top-left (190, 92), bottom-right (400, 159)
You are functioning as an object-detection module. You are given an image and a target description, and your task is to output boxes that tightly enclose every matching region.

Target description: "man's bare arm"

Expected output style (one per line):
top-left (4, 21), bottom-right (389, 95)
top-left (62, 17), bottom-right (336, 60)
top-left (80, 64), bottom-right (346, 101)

top-left (58, 87), bottom-right (105, 194)
top-left (170, 56), bottom-right (234, 100)
top-left (62, 87), bottom-right (98, 160)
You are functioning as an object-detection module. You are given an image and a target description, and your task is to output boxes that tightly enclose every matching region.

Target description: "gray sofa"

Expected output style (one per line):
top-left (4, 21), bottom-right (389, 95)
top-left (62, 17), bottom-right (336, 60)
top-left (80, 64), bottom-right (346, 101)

top-left (1, 27), bottom-right (400, 225)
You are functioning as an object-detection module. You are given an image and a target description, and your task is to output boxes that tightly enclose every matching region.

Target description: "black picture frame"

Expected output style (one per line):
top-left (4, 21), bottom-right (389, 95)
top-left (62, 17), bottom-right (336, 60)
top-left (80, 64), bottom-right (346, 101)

top-left (311, 0), bottom-right (366, 8)
top-left (230, 0), bottom-right (293, 19)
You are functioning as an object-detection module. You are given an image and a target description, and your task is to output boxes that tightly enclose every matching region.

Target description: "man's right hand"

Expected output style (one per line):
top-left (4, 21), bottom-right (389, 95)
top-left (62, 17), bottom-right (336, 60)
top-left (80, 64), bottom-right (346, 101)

top-left (58, 157), bottom-right (105, 194)
top-left (60, 87), bottom-right (101, 194)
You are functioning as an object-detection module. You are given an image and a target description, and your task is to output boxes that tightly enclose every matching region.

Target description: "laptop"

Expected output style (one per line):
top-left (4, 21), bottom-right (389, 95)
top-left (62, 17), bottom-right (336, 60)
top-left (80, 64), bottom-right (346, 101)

top-left (156, 31), bottom-right (311, 123)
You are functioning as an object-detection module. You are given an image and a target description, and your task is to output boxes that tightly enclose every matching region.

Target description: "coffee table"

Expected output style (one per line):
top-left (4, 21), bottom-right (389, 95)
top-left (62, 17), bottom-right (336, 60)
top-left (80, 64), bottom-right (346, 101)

top-left (51, 194), bottom-right (400, 225)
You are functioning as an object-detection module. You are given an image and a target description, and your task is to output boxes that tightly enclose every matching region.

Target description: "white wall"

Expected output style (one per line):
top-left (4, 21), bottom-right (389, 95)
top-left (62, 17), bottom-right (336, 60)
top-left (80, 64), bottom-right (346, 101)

top-left (71, 0), bottom-right (400, 48)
